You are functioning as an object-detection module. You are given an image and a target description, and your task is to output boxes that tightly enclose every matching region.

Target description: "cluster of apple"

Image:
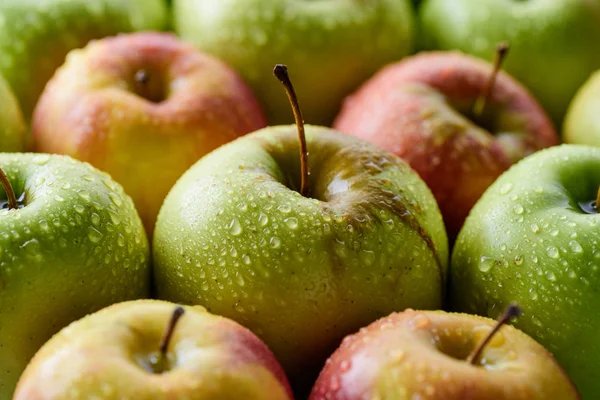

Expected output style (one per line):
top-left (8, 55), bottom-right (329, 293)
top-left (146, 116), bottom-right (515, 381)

top-left (1, 0), bottom-right (600, 399)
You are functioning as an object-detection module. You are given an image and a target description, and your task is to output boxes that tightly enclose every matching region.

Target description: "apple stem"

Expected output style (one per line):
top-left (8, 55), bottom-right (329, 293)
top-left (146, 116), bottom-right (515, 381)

top-left (467, 303), bottom-right (522, 365)
top-left (472, 41), bottom-right (510, 118)
top-left (0, 167), bottom-right (18, 210)
top-left (135, 69), bottom-right (150, 85)
top-left (273, 64), bottom-right (309, 197)
top-left (158, 306), bottom-right (185, 360)
top-left (596, 186), bottom-right (600, 211)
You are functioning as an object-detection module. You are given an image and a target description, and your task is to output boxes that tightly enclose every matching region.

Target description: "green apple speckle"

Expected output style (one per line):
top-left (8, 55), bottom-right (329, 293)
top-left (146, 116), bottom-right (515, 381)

top-left (0, 0), bottom-right (168, 119)
top-left (0, 153), bottom-right (150, 399)
top-left (451, 144), bottom-right (600, 398)
top-left (154, 125), bottom-right (448, 385)
top-left (173, 0), bottom-right (415, 125)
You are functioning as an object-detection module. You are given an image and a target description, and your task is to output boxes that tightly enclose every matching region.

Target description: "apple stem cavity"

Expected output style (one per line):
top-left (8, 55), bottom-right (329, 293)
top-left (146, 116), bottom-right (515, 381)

top-left (472, 41), bottom-right (510, 118)
top-left (0, 167), bottom-right (18, 210)
top-left (273, 64), bottom-right (309, 197)
top-left (156, 306), bottom-right (185, 370)
top-left (467, 303), bottom-right (522, 365)
top-left (135, 69), bottom-right (150, 86)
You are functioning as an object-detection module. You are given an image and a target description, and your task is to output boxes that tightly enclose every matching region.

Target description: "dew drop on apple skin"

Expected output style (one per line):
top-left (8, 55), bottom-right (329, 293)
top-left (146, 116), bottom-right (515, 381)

top-left (478, 256), bottom-right (494, 272)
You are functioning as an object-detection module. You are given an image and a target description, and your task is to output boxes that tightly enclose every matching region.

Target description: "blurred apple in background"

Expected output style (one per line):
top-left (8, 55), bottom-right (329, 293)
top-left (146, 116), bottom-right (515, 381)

top-left (154, 65), bottom-right (448, 392)
top-left (564, 70), bottom-right (600, 147)
top-left (0, 74), bottom-right (26, 152)
top-left (14, 300), bottom-right (293, 400)
top-left (32, 32), bottom-right (267, 235)
top-left (310, 307), bottom-right (580, 399)
top-left (173, 0), bottom-right (416, 125)
top-left (0, 154), bottom-right (149, 399)
top-left (419, 0), bottom-right (600, 124)
top-left (0, 0), bottom-right (168, 120)
top-left (334, 50), bottom-right (558, 239)
top-left (451, 144), bottom-right (600, 398)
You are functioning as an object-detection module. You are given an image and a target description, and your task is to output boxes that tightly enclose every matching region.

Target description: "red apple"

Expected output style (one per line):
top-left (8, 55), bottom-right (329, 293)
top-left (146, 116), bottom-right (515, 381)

top-left (333, 51), bottom-right (558, 238)
top-left (14, 300), bottom-right (293, 399)
top-left (32, 32), bottom-right (267, 235)
top-left (310, 308), bottom-right (580, 400)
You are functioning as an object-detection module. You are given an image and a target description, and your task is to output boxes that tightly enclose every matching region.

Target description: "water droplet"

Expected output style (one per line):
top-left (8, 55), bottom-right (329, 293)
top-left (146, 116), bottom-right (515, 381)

top-left (569, 240), bottom-right (583, 253)
top-left (499, 183), bottom-right (513, 195)
top-left (550, 228), bottom-right (559, 236)
top-left (545, 271), bottom-right (557, 282)
top-left (88, 227), bottom-right (104, 243)
top-left (546, 246), bottom-right (559, 259)
top-left (529, 289), bottom-right (538, 300)
top-left (513, 204), bottom-right (524, 214)
top-left (269, 237), bottom-right (281, 249)
top-left (108, 193), bottom-right (122, 207)
top-left (229, 219), bottom-right (242, 236)
top-left (32, 154), bottom-right (50, 165)
top-left (514, 255), bottom-right (523, 265)
top-left (478, 256), bottom-right (494, 272)
top-left (530, 224), bottom-right (540, 233)
top-left (277, 204), bottom-right (291, 214)
top-left (258, 213), bottom-right (269, 227)
top-left (284, 217), bottom-right (298, 230)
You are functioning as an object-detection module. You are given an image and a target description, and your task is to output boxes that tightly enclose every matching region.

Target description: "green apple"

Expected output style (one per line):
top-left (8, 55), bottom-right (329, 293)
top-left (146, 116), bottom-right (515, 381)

top-left (451, 144), bottom-right (600, 398)
top-left (0, 0), bottom-right (168, 119)
top-left (0, 154), bottom-right (150, 399)
top-left (32, 32), bottom-right (267, 236)
top-left (173, 0), bottom-right (416, 125)
top-left (564, 70), bottom-right (600, 147)
top-left (419, 0), bottom-right (600, 124)
top-left (0, 74), bottom-right (26, 152)
top-left (14, 300), bottom-right (293, 400)
top-left (310, 307), bottom-right (580, 399)
top-left (154, 115), bottom-right (448, 392)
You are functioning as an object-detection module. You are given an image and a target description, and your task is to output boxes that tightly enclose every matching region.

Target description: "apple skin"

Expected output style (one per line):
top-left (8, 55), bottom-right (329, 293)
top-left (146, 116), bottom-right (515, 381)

top-left (333, 51), bottom-right (558, 238)
top-left (0, 74), bottom-right (26, 152)
top-left (310, 309), bottom-right (580, 400)
top-left (564, 70), bottom-right (600, 147)
top-left (0, 0), bottom-right (168, 119)
top-left (173, 0), bottom-right (415, 125)
top-left (0, 153), bottom-right (150, 399)
top-left (451, 145), bottom-right (600, 398)
top-left (419, 0), bottom-right (600, 124)
top-left (153, 125), bottom-right (448, 388)
top-left (14, 300), bottom-right (293, 400)
top-left (32, 32), bottom-right (267, 235)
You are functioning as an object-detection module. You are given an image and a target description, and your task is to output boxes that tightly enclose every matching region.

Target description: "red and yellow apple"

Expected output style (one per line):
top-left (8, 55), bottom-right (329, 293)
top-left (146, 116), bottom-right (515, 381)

top-left (333, 51), bottom-right (559, 238)
top-left (32, 32), bottom-right (267, 235)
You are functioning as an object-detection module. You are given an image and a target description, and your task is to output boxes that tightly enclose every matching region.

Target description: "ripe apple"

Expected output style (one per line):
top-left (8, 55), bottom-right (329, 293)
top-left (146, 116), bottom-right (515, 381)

top-left (14, 300), bottom-right (293, 400)
top-left (154, 65), bottom-right (448, 390)
top-left (451, 144), bottom-right (600, 398)
top-left (333, 50), bottom-right (558, 238)
top-left (172, 0), bottom-right (416, 125)
top-left (0, 0), bottom-right (168, 119)
top-left (0, 74), bottom-right (26, 152)
top-left (0, 154), bottom-right (150, 399)
top-left (310, 307), bottom-right (580, 399)
top-left (32, 32), bottom-right (267, 235)
top-left (564, 70), bottom-right (600, 147)
top-left (419, 0), bottom-right (600, 124)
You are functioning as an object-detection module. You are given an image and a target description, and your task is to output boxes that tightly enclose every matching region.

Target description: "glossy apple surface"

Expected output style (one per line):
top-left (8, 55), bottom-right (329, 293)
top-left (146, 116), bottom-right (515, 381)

top-left (0, 74), bottom-right (26, 152)
top-left (334, 51), bottom-right (558, 238)
top-left (310, 309), bottom-right (579, 399)
top-left (0, 0), bottom-right (168, 119)
top-left (173, 0), bottom-right (415, 125)
top-left (420, 0), bottom-right (600, 124)
top-left (14, 300), bottom-right (293, 400)
top-left (564, 70), bottom-right (600, 147)
top-left (451, 144), bottom-right (600, 398)
top-left (32, 32), bottom-right (267, 235)
top-left (0, 153), bottom-right (149, 399)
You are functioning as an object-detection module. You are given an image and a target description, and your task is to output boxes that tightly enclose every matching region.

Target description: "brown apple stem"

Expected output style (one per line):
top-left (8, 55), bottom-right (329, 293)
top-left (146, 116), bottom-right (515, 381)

top-left (0, 167), bottom-right (18, 210)
top-left (472, 42), bottom-right (510, 118)
top-left (273, 64), bottom-right (309, 197)
top-left (158, 306), bottom-right (185, 360)
top-left (596, 186), bottom-right (600, 210)
top-left (467, 303), bottom-right (522, 365)
top-left (135, 69), bottom-right (150, 85)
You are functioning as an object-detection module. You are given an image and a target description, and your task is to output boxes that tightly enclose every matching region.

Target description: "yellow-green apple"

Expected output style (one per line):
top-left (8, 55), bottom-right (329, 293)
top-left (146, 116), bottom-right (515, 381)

top-left (0, 74), bottom-right (26, 152)
top-left (0, 154), bottom-right (149, 399)
top-left (419, 0), bottom-right (600, 124)
top-left (32, 32), bottom-right (267, 235)
top-left (14, 300), bottom-right (293, 400)
top-left (0, 0), bottom-right (168, 119)
top-left (173, 0), bottom-right (416, 125)
top-left (451, 144), bottom-right (600, 398)
top-left (153, 65), bottom-right (448, 391)
top-left (333, 51), bottom-right (559, 238)
top-left (564, 70), bottom-right (600, 146)
top-left (310, 307), bottom-right (580, 399)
